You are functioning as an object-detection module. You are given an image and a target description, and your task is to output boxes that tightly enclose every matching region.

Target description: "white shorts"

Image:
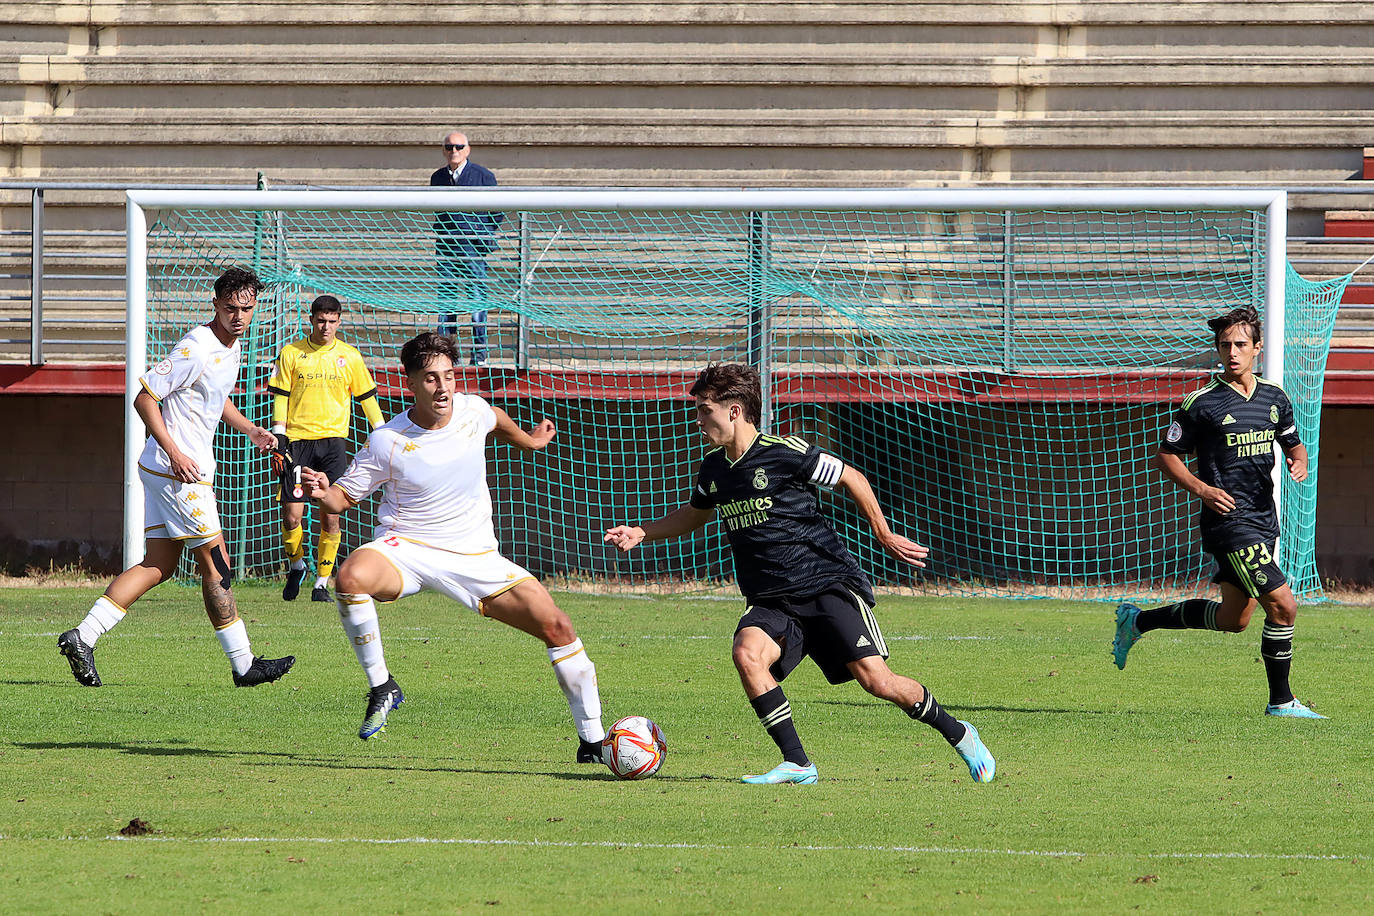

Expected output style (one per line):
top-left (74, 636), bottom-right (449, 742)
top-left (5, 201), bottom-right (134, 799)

top-left (139, 465), bottom-right (221, 548)
top-left (354, 535), bottom-right (536, 614)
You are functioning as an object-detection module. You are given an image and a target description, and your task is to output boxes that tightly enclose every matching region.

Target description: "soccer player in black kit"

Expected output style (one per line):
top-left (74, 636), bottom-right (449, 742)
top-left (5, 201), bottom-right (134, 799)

top-left (605, 363), bottom-right (996, 784)
top-left (1112, 307), bottom-right (1324, 718)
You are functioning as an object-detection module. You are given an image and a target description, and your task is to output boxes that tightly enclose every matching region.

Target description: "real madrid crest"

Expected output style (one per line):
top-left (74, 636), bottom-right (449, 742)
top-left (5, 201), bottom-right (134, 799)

top-left (752, 467), bottom-right (768, 490)
top-left (1269, 405), bottom-right (1279, 423)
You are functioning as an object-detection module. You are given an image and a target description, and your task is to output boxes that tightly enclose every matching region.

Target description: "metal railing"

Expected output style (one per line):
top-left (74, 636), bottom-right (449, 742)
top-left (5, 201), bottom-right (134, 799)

top-left (5, 181), bottom-right (1374, 365)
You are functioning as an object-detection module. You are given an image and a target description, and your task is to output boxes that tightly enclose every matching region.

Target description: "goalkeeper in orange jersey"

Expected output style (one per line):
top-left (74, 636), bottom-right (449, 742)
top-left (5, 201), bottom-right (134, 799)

top-left (267, 295), bottom-right (384, 602)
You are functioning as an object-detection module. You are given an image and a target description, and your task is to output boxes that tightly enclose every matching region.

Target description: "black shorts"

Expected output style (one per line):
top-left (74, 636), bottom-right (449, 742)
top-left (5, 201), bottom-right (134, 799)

top-left (279, 437), bottom-right (349, 504)
top-left (734, 585), bottom-right (889, 686)
top-left (1210, 537), bottom-right (1287, 598)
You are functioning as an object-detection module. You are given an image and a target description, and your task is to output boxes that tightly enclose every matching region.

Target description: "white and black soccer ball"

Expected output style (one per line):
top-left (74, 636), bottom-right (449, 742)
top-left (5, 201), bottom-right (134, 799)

top-left (604, 715), bottom-right (667, 780)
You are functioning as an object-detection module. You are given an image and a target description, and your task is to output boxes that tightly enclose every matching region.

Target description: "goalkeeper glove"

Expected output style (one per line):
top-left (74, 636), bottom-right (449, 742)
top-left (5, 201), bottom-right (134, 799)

top-left (269, 441), bottom-right (294, 477)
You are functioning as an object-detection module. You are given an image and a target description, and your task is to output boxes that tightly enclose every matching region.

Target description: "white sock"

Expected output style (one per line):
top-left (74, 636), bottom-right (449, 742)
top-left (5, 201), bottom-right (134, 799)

top-left (76, 596), bottom-right (125, 647)
top-left (291, 558), bottom-right (307, 571)
top-left (215, 618), bottom-right (254, 676)
top-left (548, 638), bottom-right (605, 743)
top-left (337, 593), bottom-right (389, 687)
top-left (314, 576), bottom-right (329, 588)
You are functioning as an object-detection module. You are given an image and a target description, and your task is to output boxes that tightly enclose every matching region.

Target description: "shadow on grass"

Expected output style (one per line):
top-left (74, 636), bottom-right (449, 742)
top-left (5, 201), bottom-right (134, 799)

top-left (8, 739), bottom-right (711, 782)
top-left (808, 699), bottom-right (1139, 715)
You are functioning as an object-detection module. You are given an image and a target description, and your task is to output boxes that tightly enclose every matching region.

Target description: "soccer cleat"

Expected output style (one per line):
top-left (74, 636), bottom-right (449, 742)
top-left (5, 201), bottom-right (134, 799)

top-left (311, 585), bottom-right (331, 603)
top-left (741, 761), bottom-right (819, 785)
top-left (1265, 698), bottom-right (1328, 719)
top-left (360, 677), bottom-right (404, 739)
top-left (282, 567), bottom-right (306, 601)
top-left (954, 720), bottom-right (996, 783)
top-left (576, 738), bottom-right (608, 765)
top-left (57, 629), bottom-right (102, 687)
top-left (232, 655), bottom-right (296, 687)
top-left (1112, 602), bottom-right (1143, 670)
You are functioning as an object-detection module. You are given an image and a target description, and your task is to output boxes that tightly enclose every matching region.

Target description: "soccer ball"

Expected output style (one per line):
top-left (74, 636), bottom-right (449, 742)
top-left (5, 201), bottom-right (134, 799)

top-left (604, 715), bottom-right (667, 780)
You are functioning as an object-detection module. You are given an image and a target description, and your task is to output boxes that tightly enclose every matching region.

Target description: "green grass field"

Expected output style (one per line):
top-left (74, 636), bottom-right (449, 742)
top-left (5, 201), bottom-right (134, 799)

top-left (4, 584), bottom-right (1372, 913)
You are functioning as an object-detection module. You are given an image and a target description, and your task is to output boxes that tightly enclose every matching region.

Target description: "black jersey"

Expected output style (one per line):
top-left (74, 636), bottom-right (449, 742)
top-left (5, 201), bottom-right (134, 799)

top-left (1160, 374), bottom-right (1302, 552)
top-left (689, 433), bottom-right (873, 604)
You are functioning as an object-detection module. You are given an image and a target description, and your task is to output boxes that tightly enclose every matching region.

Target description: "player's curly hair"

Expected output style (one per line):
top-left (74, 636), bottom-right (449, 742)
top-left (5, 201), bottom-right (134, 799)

top-left (690, 363), bottom-right (761, 425)
top-left (1207, 307), bottom-right (1263, 346)
top-left (400, 331), bottom-right (460, 375)
top-left (213, 266), bottom-right (264, 300)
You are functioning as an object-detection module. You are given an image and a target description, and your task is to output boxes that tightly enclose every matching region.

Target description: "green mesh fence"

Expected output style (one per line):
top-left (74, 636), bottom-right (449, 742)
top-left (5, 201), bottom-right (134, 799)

top-left (138, 204), bottom-right (1337, 600)
top-left (1281, 263), bottom-right (1352, 599)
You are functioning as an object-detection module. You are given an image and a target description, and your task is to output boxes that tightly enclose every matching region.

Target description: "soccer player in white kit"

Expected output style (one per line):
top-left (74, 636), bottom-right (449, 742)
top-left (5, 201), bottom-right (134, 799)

top-left (58, 267), bottom-right (296, 688)
top-left (301, 332), bottom-right (607, 762)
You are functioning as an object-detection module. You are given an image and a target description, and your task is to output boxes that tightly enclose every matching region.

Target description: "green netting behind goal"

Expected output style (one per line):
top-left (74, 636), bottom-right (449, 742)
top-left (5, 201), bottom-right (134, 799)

top-left (139, 203), bottom-right (1338, 600)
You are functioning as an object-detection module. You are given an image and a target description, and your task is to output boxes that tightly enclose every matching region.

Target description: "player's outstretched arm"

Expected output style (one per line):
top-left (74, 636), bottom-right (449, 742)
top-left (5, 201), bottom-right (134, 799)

top-left (604, 504), bottom-right (714, 552)
top-left (836, 464), bottom-right (929, 567)
top-left (490, 406), bottom-right (556, 452)
top-left (301, 467), bottom-right (353, 515)
top-left (1284, 443), bottom-right (1309, 482)
top-left (1154, 449), bottom-right (1235, 514)
top-left (221, 399), bottom-right (277, 454)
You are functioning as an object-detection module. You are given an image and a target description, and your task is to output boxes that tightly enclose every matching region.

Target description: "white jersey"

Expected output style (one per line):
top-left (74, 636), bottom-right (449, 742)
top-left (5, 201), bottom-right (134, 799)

top-left (336, 394), bottom-right (500, 554)
top-left (138, 324), bottom-right (241, 483)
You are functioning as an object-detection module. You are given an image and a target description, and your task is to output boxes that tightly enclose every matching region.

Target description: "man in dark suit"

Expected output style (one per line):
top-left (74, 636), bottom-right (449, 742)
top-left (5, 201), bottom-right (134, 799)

top-left (430, 131), bottom-right (504, 364)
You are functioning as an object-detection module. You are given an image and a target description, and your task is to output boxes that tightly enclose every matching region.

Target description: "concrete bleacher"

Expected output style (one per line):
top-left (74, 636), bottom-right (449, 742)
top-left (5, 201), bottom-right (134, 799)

top-left (3, 0), bottom-right (1374, 361)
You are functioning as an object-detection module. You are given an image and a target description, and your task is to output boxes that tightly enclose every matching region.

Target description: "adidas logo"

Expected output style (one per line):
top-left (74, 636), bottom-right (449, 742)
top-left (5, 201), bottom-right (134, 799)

top-left (1222, 414), bottom-right (1236, 424)
top-left (855, 634), bottom-right (872, 648)
top-left (709, 481), bottom-right (717, 493)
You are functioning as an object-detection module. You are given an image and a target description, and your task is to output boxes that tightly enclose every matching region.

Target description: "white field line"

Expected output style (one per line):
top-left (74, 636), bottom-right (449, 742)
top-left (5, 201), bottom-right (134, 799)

top-left (14, 631), bottom-right (993, 641)
top-left (1, 835), bottom-right (1358, 862)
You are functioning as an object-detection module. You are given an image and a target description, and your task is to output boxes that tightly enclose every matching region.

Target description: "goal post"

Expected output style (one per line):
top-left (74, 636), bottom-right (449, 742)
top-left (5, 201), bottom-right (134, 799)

top-left (124, 187), bottom-right (1312, 600)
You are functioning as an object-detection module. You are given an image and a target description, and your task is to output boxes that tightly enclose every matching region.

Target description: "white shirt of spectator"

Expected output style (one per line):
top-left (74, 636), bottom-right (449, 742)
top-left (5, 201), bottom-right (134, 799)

top-left (137, 324), bottom-right (241, 482)
top-left (336, 394), bottom-right (500, 554)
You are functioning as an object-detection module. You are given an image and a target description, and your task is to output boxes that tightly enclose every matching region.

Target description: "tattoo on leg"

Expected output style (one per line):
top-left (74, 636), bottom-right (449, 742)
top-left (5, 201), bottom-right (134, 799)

top-left (201, 578), bottom-right (238, 628)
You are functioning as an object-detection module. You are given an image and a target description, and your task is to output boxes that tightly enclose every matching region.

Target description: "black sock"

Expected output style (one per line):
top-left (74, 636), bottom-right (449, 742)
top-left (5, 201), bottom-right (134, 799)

top-left (908, 689), bottom-right (967, 747)
top-left (749, 686), bottom-right (809, 766)
top-left (1136, 599), bottom-right (1220, 634)
top-left (1260, 622), bottom-right (1295, 706)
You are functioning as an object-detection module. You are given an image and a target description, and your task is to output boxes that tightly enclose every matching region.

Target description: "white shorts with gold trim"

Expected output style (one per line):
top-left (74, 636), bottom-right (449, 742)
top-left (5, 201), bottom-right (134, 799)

top-left (139, 465), bottom-right (221, 548)
top-left (354, 535), bottom-right (535, 614)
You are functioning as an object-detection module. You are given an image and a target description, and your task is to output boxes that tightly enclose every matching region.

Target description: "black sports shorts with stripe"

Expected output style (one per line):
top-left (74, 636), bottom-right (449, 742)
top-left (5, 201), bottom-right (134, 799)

top-left (1210, 537), bottom-right (1287, 598)
top-left (735, 584), bottom-right (889, 685)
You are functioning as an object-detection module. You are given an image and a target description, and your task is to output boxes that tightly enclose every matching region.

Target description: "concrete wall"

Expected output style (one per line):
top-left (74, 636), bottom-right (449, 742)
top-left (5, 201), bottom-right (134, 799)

top-left (3, 392), bottom-right (1368, 585)
top-left (0, 393), bottom-right (123, 573)
top-left (1314, 407), bottom-right (1374, 585)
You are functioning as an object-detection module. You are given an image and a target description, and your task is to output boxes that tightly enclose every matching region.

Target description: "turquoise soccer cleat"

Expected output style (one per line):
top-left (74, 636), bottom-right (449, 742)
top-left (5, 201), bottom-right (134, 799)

top-left (1112, 602), bottom-right (1142, 670)
top-left (1265, 698), bottom-right (1328, 719)
top-left (954, 721), bottom-right (996, 783)
top-left (741, 761), bottom-right (819, 785)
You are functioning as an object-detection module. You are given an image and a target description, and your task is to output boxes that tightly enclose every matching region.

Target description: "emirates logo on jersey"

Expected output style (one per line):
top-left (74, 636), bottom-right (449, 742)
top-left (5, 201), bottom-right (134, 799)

top-left (752, 468), bottom-right (768, 490)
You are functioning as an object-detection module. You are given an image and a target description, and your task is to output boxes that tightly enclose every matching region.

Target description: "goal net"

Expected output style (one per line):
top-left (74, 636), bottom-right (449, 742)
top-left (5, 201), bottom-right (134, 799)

top-left (125, 188), bottom-right (1331, 601)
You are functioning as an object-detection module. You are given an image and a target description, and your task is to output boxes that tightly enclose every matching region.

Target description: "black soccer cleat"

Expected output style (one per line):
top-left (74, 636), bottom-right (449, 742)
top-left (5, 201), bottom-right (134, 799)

top-left (311, 585), bottom-right (331, 603)
top-left (577, 738), bottom-right (608, 765)
top-left (282, 567), bottom-right (306, 601)
top-left (360, 677), bottom-right (404, 739)
top-left (232, 654), bottom-right (296, 687)
top-left (57, 629), bottom-right (102, 687)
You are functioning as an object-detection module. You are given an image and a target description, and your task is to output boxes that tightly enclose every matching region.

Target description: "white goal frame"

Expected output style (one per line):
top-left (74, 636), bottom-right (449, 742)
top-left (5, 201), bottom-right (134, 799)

top-left (123, 187), bottom-right (1288, 567)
